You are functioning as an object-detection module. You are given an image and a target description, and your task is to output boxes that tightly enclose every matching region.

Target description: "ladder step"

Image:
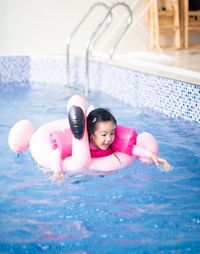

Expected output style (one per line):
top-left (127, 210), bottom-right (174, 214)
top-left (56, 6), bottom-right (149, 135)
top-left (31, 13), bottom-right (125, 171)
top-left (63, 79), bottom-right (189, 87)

top-left (147, 0), bottom-right (181, 49)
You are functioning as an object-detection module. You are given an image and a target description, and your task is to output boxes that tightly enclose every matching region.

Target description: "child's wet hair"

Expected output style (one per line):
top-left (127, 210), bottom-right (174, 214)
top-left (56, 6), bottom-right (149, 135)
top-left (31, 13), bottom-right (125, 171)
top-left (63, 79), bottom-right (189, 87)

top-left (87, 108), bottom-right (117, 137)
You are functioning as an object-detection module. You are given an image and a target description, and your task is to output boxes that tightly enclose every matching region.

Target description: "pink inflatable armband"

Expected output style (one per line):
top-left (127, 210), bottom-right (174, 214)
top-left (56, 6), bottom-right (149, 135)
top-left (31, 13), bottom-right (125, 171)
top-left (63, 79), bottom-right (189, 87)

top-left (50, 129), bottom-right (72, 159)
top-left (112, 125), bottom-right (138, 155)
top-left (136, 132), bottom-right (159, 163)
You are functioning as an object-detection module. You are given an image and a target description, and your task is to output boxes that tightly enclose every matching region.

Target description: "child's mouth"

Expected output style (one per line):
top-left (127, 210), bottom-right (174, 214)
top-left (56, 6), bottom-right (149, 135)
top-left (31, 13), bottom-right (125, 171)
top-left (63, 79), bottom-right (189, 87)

top-left (102, 143), bottom-right (109, 149)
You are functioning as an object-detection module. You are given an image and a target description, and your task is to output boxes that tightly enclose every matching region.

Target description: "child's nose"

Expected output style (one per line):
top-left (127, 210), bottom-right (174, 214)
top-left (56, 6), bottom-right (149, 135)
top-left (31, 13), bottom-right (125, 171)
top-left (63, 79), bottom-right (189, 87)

top-left (106, 135), bottom-right (112, 142)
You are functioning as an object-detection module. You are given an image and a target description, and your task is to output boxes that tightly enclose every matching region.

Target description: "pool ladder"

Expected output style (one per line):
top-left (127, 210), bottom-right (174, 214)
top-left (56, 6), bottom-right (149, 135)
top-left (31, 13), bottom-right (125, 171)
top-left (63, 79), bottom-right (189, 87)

top-left (66, 2), bottom-right (133, 95)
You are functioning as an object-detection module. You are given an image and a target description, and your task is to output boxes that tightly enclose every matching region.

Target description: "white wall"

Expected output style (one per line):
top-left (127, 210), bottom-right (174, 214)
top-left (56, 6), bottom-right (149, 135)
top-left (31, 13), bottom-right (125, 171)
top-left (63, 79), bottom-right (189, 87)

top-left (1, 0), bottom-right (200, 56)
top-left (0, 0), bottom-right (152, 56)
top-left (0, 0), bottom-right (7, 53)
top-left (0, 0), bottom-right (101, 55)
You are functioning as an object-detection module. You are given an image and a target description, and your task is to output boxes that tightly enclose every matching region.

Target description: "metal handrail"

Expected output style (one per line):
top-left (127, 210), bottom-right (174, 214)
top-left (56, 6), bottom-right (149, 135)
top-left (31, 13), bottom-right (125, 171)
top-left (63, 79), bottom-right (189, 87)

top-left (85, 2), bottom-right (133, 95)
top-left (108, 3), bottom-right (133, 59)
top-left (66, 2), bottom-right (111, 86)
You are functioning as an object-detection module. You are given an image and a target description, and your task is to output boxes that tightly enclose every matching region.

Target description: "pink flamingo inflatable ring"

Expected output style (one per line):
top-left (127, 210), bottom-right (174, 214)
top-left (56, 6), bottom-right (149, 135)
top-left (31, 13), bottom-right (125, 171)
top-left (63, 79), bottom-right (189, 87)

top-left (8, 95), bottom-right (159, 173)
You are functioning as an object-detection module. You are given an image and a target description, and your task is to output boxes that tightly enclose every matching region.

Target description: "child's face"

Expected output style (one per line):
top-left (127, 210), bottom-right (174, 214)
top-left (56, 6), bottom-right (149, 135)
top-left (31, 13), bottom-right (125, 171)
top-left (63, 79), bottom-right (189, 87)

top-left (90, 120), bottom-right (116, 150)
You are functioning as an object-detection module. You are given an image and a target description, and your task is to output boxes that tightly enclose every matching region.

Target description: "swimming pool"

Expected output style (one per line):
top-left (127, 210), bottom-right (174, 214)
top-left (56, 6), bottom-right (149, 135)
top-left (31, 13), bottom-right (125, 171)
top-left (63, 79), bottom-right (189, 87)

top-left (0, 56), bottom-right (200, 253)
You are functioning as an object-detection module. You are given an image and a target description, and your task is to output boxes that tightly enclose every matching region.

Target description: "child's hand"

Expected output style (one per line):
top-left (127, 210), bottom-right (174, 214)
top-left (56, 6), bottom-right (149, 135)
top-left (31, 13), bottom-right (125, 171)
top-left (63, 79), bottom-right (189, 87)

top-left (52, 171), bottom-right (64, 182)
top-left (151, 154), bottom-right (171, 170)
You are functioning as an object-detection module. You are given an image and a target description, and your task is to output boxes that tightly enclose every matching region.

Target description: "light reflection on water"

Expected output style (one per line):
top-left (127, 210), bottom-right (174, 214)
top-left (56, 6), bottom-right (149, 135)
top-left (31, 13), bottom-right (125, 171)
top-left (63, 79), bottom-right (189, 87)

top-left (0, 85), bottom-right (200, 253)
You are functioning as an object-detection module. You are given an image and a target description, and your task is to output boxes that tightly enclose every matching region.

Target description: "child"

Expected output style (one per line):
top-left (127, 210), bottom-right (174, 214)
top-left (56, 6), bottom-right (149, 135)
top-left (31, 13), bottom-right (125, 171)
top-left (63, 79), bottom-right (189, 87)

top-left (52, 106), bottom-right (171, 180)
top-left (87, 108), bottom-right (171, 169)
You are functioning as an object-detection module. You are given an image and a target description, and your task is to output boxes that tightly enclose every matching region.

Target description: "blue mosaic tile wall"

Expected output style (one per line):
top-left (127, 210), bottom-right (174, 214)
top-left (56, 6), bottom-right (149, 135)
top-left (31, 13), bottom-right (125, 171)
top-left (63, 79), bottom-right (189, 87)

top-left (0, 56), bottom-right (199, 123)
top-left (30, 56), bottom-right (67, 87)
top-left (89, 61), bottom-right (200, 123)
top-left (0, 56), bottom-right (30, 89)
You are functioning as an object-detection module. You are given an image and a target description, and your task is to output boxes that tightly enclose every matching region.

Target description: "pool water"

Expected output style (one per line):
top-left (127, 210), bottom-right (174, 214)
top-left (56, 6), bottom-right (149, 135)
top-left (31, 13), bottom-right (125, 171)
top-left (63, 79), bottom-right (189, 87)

top-left (0, 85), bottom-right (200, 254)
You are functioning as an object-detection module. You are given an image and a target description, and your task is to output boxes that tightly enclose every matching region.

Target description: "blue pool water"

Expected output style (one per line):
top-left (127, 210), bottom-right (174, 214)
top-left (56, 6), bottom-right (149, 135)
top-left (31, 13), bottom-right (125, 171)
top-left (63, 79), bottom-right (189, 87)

top-left (0, 85), bottom-right (200, 254)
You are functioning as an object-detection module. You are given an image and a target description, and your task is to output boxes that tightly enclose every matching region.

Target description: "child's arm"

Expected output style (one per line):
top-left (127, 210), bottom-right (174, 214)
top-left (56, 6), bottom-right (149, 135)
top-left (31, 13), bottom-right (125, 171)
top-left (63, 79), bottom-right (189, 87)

top-left (132, 145), bottom-right (171, 170)
top-left (51, 148), bottom-right (64, 180)
top-left (150, 153), bottom-right (171, 169)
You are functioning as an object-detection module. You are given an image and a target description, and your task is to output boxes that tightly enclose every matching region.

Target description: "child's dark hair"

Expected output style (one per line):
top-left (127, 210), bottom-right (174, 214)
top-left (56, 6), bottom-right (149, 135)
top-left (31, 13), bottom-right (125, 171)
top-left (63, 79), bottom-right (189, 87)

top-left (87, 108), bottom-right (117, 138)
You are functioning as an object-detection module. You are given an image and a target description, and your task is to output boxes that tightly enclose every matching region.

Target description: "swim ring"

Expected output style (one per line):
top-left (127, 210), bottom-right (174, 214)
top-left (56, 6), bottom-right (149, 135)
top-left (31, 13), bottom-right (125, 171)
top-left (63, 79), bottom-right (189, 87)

top-left (8, 95), bottom-right (158, 173)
